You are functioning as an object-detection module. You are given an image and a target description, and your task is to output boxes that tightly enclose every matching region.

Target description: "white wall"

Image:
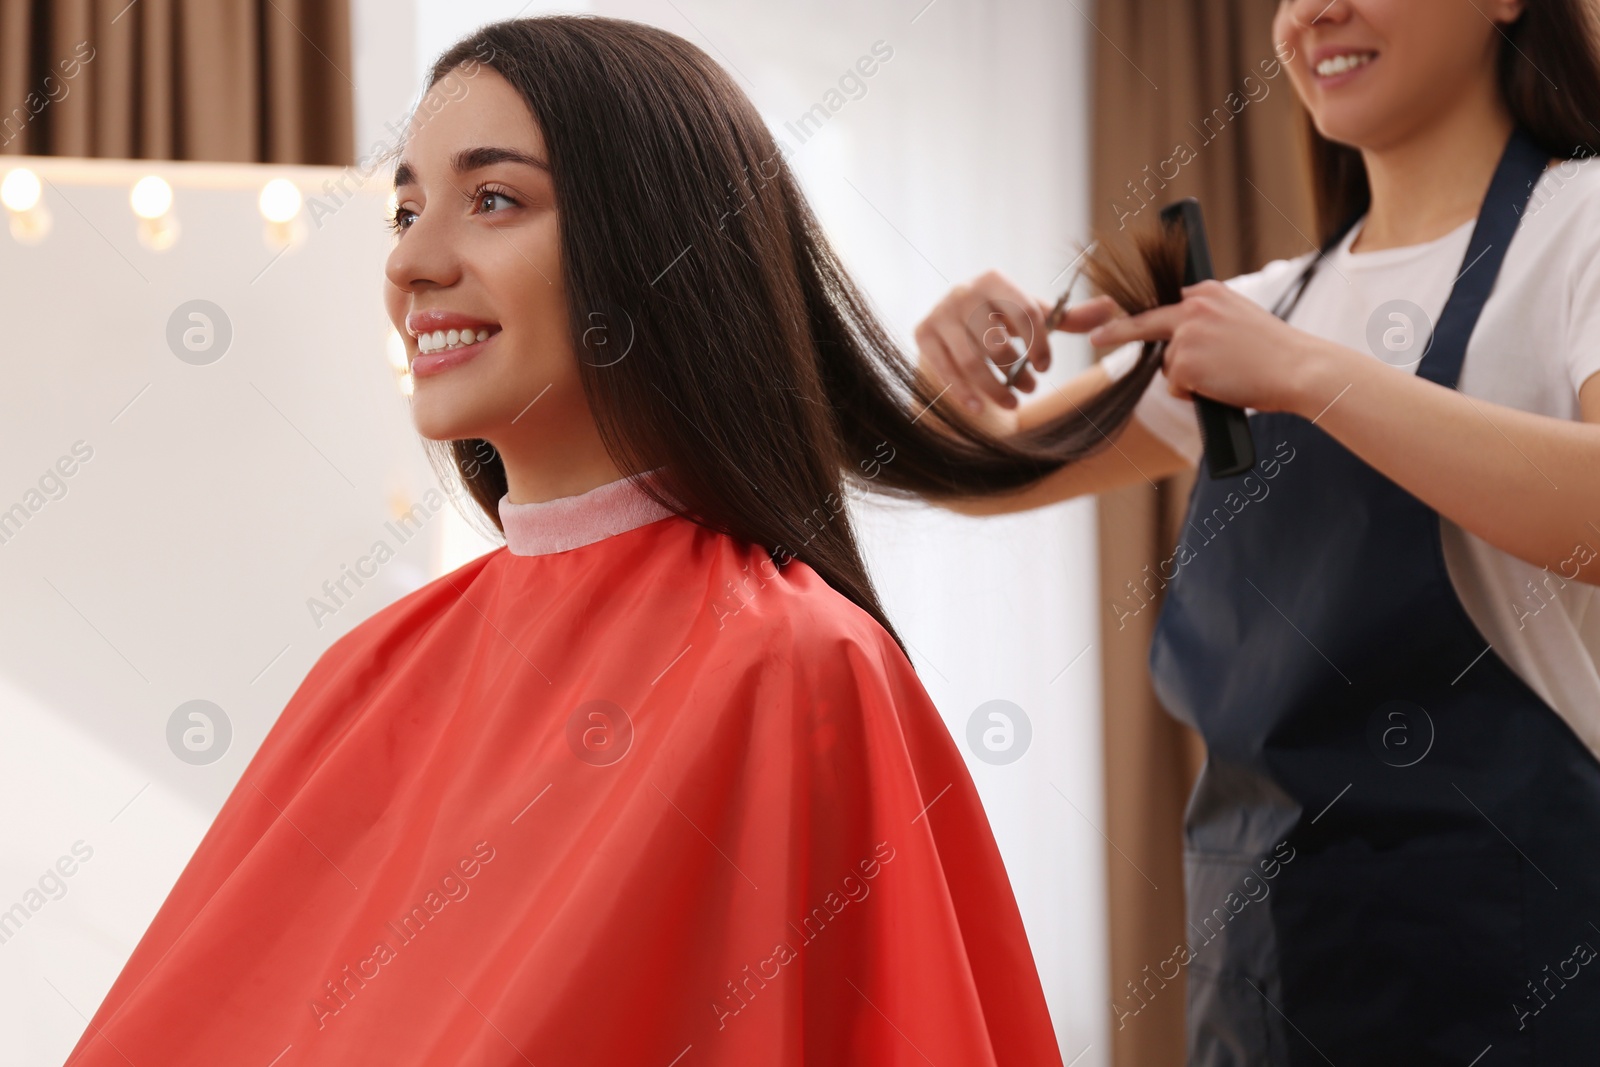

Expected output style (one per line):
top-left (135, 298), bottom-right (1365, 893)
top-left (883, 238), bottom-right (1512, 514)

top-left (0, 155), bottom-right (441, 1062)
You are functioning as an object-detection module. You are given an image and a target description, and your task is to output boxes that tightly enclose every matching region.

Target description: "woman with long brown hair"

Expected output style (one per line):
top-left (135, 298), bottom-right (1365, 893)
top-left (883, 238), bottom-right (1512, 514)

top-left (59, 14), bottom-right (1147, 1067)
top-left (919, 0), bottom-right (1600, 1062)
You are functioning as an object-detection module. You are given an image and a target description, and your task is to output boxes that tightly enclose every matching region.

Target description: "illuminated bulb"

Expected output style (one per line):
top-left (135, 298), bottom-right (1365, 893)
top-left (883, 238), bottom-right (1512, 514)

top-left (259, 178), bottom-right (307, 251)
top-left (136, 213), bottom-right (179, 251)
top-left (259, 179), bottom-right (302, 223)
top-left (130, 176), bottom-right (173, 219)
top-left (392, 328), bottom-right (415, 396)
top-left (388, 486), bottom-right (415, 521)
top-left (387, 329), bottom-right (409, 371)
top-left (1, 169), bottom-right (41, 212)
top-left (2, 168), bottom-right (49, 244)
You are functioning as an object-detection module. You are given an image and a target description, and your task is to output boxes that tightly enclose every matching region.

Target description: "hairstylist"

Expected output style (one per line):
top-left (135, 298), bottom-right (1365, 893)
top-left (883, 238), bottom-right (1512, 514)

top-left (915, 0), bottom-right (1600, 1062)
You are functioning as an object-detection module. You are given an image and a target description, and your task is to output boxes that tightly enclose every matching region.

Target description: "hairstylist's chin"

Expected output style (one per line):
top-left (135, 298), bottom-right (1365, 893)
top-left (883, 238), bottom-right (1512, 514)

top-left (1305, 82), bottom-right (1392, 150)
top-left (1293, 50), bottom-right (1389, 147)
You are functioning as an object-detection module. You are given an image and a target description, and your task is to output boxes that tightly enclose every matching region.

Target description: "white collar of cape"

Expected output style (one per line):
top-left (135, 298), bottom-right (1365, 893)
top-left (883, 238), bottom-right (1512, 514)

top-left (497, 467), bottom-right (676, 557)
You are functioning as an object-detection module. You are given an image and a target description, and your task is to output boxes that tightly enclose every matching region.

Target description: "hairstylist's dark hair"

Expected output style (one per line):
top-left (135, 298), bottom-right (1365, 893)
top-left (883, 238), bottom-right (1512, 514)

top-left (1299, 0), bottom-right (1600, 242)
top-left (416, 15), bottom-right (1162, 651)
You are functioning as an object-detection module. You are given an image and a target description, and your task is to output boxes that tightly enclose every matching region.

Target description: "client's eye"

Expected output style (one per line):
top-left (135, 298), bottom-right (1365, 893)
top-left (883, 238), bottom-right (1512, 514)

top-left (387, 185), bottom-right (521, 235)
top-left (470, 185), bottom-right (520, 217)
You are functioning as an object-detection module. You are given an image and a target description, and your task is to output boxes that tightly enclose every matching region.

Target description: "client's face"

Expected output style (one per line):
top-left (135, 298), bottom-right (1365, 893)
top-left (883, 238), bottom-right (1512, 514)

top-left (384, 67), bottom-right (585, 449)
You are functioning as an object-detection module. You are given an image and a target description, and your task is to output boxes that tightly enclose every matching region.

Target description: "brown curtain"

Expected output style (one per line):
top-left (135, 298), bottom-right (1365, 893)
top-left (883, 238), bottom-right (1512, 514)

top-left (1088, 2), bottom-right (1315, 1064)
top-left (0, 0), bottom-right (352, 163)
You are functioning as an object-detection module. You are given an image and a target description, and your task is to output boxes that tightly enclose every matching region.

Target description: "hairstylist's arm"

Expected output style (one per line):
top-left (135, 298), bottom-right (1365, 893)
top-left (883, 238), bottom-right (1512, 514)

top-left (913, 270), bottom-right (1189, 515)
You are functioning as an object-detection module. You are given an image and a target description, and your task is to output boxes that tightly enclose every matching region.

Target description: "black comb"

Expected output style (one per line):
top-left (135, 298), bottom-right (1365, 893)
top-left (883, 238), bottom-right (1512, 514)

top-left (1159, 198), bottom-right (1255, 479)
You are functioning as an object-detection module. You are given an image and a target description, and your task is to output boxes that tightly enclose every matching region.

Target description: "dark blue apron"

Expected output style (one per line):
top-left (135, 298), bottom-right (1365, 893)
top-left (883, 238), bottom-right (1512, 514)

top-left (1148, 127), bottom-right (1600, 1065)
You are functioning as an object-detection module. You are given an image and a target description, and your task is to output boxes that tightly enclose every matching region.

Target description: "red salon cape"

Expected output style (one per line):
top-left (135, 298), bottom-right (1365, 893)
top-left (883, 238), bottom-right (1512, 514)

top-left (67, 514), bottom-right (1063, 1066)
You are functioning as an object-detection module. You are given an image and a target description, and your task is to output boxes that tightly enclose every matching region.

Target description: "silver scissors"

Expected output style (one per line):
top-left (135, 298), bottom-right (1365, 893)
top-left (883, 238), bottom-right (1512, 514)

top-left (1001, 241), bottom-right (1097, 388)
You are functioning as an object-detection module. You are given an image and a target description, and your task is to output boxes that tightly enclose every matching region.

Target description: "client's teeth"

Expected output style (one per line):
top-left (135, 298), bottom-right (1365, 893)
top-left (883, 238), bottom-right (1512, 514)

top-left (417, 327), bottom-right (494, 354)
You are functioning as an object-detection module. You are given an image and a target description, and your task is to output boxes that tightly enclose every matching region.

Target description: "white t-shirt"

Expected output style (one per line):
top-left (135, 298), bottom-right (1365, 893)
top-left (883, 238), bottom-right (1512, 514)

top-left (1102, 154), bottom-right (1600, 760)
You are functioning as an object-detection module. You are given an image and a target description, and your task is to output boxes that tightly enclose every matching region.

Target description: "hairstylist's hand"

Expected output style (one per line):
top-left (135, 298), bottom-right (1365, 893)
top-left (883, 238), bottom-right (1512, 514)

top-left (1086, 279), bottom-right (1331, 414)
top-left (913, 270), bottom-right (1126, 417)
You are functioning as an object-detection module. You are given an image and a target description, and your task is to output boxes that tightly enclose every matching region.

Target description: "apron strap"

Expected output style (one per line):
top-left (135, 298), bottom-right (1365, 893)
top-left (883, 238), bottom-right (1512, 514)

top-left (1419, 126), bottom-right (1552, 388)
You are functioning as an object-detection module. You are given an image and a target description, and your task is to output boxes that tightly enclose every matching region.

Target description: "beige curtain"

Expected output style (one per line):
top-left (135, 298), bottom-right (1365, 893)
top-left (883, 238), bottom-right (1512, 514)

top-left (0, 0), bottom-right (352, 163)
top-left (1089, 2), bottom-right (1315, 1064)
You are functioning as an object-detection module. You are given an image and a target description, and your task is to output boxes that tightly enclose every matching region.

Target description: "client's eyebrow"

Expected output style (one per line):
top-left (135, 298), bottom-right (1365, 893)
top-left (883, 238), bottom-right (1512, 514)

top-left (393, 146), bottom-right (551, 190)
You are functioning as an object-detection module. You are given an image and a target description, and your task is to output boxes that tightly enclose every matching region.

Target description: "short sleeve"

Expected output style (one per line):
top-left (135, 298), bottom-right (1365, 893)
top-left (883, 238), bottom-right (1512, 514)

top-left (1565, 204), bottom-right (1600, 395)
top-left (1132, 367), bottom-right (1203, 460)
top-left (1098, 340), bottom-right (1140, 379)
top-left (1100, 338), bottom-right (1201, 459)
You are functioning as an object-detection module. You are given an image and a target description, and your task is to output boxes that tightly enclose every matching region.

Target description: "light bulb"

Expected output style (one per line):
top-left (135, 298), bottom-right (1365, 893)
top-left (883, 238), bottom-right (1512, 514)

top-left (1, 169), bottom-right (41, 212)
top-left (387, 329), bottom-right (409, 371)
top-left (130, 176), bottom-right (173, 219)
top-left (259, 179), bottom-right (302, 223)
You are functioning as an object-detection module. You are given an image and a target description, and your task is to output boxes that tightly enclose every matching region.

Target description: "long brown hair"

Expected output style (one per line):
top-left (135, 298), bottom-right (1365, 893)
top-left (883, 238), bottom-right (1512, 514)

top-left (415, 15), bottom-right (1166, 652)
top-left (1300, 0), bottom-right (1600, 242)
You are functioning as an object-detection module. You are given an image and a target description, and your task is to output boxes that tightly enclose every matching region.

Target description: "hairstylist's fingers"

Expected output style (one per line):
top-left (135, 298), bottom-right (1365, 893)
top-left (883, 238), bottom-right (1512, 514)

top-left (1088, 303), bottom-right (1181, 347)
top-left (956, 272), bottom-right (1047, 376)
top-left (912, 325), bottom-right (975, 413)
top-left (997, 277), bottom-right (1051, 373)
top-left (939, 319), bottom-right (1017, 409)
top-left (983, 333), bottom-right (1038, 393)
top-left (1161, 344), bottom-right (1194, 400)
top-left (914, 321), bottom-right (1009, 414)
top-left (1051, 294), bottom-right (1122, 335)
top-left (913, 269), bottom-right (1045, 411)
top-left (963, 315), bottom-right (1028, 390)
top-left (986, 300), bottom-right (1048, 380)
top-left (1009, 360), bottom-right (1039, 393)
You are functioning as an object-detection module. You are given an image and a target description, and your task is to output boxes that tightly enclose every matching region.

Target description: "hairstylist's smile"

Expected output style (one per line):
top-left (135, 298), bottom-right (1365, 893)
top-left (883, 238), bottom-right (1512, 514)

top-left (1311, 45), bottom-right (1378, 87)
top-left (406, 309), bottom-right (503, 378)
